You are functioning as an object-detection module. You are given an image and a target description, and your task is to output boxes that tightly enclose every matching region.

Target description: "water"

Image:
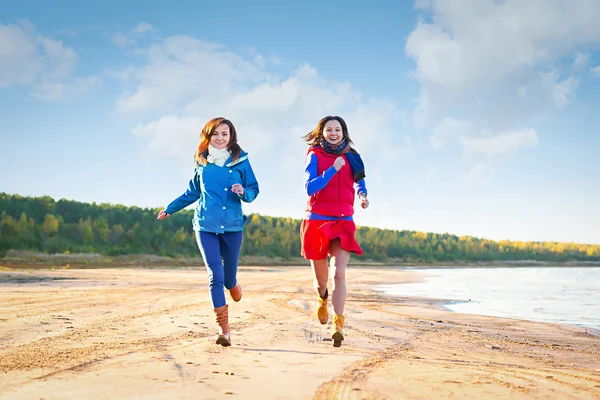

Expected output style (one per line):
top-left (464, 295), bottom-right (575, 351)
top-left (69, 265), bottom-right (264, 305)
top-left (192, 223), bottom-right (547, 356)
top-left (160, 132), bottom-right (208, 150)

top-left (376, 267), bottom-right (600, 331)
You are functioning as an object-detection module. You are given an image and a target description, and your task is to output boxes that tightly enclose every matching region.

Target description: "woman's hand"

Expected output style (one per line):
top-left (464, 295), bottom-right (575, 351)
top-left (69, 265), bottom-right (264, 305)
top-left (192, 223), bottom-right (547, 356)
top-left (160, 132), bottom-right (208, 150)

top-left (359, 194), bottom-right (369, 209)
top-left (157, 209), bottom-right (170, 220)
top-left (333, 156), bottom-right (346, 171)
top-left (231, 184), bottom-right (245, 196)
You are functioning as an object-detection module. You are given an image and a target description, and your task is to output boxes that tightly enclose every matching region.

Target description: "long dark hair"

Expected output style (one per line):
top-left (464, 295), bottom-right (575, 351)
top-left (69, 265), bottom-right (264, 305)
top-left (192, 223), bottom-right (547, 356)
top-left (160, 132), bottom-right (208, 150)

top-left (194, 117), bottom-right (242, 166)
top-left (302, 115), bottom-right (354, 147)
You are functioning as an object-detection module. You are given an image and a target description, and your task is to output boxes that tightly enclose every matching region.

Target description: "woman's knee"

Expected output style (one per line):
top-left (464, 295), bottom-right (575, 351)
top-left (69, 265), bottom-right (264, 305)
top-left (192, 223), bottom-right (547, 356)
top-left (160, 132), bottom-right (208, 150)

top-left (206, 264), bottom-right (224, 286)
top-left (208, 274), bottom-right (224, 288)
top-left (314, 275), bottom-right (327, 288)
top-left (332, 266), bottom-right (346, 282)
top-left (223, 276), bottom-right (236, 290)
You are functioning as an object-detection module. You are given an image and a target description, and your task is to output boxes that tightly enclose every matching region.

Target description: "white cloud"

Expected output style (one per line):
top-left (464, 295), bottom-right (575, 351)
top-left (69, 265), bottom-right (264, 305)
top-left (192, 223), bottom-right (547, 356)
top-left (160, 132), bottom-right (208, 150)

top-left (31, 76), bottom-right (99, 101)
top-left (116, 36), bottom-right (265, 116)
top-left (462, 129), bottom-right (539, 160)
top-left (0, 23), bottom-right (44, 86)
top-left (0, 21), bottom-right (96, 100)
top-left (407, 0), bottom-right (600, 182)
top-left (117, 35), bottom-right (404, 156)
top-left (408, 1), bottom-right (600, 90)
top-left (407, 0), bottom-right (600, 120)
top-left (118, 34), bottom-right (408, 228)
top-left (106, 65), bottom-right (136, 81)
top-left (550, 75), bottom-right (579, 109)
top-left (111, 33), bottom-right (135, 47)
top-left (591, 66), bottom-right (600, 76)
top-left (431, 117), bottom-right (471, 148)
top-left (132, 115), bottom-right (202, 160)
top-left (432, 117), bottom-right (539, 180)
top-left (460, 128), bottom-right (538, 184)
top-left (134, 22), bottom-right (157, 34)
top-left (573, 52), bottom-right (589, 70)
top-left (110, 22), bottom-right (158, 48)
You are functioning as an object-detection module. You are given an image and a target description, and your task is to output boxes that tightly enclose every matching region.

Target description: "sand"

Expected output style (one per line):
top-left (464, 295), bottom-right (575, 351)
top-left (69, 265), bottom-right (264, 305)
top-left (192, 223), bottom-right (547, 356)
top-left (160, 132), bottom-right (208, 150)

top-left (0, 266), bottom-right (599, 399)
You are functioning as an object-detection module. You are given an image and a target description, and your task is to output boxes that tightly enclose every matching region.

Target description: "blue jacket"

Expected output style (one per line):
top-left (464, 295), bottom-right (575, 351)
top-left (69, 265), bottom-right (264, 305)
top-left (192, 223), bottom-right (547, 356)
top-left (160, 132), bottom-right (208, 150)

top-left (165, 151), bottom-right (259, 233)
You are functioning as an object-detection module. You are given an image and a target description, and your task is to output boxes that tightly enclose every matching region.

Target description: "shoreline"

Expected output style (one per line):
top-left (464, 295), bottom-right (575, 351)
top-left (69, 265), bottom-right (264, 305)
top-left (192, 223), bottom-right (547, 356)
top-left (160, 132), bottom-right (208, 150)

top-left (3, 249), bottom-right (600, 269)
top-left (1, 265), bottom-right (599, 399)
top-left (2, 257), bottom-right (600, 270)
top-left (420, 297), bottom-right (600, 337)
top-left (374, 267), bottom-right (600, 335)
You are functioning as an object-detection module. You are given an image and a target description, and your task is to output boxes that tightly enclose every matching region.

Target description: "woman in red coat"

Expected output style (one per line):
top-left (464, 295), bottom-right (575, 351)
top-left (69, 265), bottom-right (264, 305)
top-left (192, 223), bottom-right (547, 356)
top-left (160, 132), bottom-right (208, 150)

top-left (300, 116), bottom-right (369, 347)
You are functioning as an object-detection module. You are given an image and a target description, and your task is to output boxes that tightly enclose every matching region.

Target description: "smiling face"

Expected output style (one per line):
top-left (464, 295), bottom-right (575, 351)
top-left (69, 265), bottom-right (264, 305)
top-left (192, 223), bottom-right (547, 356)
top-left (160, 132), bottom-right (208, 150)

top-left (323, 119), bottom-right (344, 145)
top-left (210, 123), bottom-right (231, 149)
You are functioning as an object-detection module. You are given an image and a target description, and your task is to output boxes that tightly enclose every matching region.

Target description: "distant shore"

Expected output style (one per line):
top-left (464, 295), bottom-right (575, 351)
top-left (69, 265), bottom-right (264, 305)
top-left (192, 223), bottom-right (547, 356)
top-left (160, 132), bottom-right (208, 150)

top-left (2, 250), bottom-right (600, 269)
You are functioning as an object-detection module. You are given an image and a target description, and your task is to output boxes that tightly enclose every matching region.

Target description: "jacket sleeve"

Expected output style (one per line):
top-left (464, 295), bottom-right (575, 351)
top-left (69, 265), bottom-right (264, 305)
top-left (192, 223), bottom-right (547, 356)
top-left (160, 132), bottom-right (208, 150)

top-left (305, 152), bottom-right (337, 196)
top-left (355, 179), bottom-right (367, 197)
top-left (165, 171), bottom-right (201, 214)
top-left (238, 159), bottom-right (259, 203)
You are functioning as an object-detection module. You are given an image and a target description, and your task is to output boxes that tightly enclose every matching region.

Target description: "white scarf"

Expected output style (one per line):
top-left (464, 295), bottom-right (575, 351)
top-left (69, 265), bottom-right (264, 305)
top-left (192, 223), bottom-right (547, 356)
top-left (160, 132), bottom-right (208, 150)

top-left (207, 144), bottom-right (230, 167)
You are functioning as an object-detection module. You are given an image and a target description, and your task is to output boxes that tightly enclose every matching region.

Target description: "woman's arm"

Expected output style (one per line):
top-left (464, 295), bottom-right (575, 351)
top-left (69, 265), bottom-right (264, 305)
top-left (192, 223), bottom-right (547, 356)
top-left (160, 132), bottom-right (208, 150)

top-left (163, 172), bottom-right (202, 215)
top-left (355, 178), bottom-right (367, 198)
top-left (305, 152), bottom-right (338, 196)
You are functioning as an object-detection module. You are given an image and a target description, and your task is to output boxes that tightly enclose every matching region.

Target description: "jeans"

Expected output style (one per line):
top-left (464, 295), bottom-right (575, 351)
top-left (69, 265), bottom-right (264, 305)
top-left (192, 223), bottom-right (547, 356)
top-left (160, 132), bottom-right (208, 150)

top-left (195, 231), bottom-right (243, 308)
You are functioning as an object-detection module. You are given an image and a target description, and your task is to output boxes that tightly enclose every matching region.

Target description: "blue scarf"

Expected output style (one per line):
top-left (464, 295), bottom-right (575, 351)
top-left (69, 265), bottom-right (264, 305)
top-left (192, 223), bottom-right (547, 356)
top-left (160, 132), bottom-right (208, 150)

top-left (319, 138), bottom-right (366, 182)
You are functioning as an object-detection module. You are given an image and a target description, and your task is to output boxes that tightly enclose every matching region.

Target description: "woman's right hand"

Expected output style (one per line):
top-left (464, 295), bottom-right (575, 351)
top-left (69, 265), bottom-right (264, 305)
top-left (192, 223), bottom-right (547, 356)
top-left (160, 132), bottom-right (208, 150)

top-left (333, 156), bottom-right (346, 171)
top-left (157, 209), bottom-right (170, 220)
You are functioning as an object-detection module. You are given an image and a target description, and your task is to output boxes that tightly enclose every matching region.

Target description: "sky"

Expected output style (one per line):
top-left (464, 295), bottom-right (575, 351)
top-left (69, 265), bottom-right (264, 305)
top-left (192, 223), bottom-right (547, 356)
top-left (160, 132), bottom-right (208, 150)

top-left (1, 0), bottom-right (599, 244)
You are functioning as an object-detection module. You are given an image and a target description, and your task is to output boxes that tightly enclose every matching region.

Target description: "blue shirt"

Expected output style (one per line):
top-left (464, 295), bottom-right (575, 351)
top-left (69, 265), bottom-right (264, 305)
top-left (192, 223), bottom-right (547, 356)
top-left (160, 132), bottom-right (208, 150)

top-left (165, 151), bottom-right (259, 233)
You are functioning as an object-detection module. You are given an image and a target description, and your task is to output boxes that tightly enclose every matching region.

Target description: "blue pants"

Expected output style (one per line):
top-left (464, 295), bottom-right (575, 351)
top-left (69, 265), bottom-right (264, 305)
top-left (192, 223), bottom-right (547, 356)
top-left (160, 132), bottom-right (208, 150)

top-left (195, 231), bottom-right (243, 308)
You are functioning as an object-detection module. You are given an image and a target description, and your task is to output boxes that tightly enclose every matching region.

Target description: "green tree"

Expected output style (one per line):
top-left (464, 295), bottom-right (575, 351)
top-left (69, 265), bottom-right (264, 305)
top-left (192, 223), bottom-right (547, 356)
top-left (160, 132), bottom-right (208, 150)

top-left (93, 217), bottom-right (109, 243)
top-left (42, 214), bottom-right (60, 236)
top-left (0, 192), bottom-right (599, 263)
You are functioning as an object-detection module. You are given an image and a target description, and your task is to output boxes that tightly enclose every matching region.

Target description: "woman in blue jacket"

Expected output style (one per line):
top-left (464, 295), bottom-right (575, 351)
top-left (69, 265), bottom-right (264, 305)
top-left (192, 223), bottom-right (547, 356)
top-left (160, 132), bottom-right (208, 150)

top-left (157, 117), bottom-right (259, 347)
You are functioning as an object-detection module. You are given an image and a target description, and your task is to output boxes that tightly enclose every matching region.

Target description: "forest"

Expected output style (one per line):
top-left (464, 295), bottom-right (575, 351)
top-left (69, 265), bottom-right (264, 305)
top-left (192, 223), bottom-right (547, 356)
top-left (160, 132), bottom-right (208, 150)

top-left (1, 193), bottom-right (598, 263)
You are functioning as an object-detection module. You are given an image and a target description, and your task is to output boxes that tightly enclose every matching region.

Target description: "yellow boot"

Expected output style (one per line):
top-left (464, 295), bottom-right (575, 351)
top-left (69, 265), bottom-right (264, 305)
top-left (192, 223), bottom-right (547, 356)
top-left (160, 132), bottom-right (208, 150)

top-left (316, 288), bottom-right (328, 325)
top-left (332, 314), bottom-right (344, 347)
top-left (214, 305), bottom-right (231, 347)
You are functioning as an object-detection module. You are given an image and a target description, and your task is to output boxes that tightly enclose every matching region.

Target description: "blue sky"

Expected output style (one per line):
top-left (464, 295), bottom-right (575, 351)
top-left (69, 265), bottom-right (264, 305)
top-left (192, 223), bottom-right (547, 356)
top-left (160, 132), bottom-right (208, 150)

top-left (1, 0), bottom-right (599, 244)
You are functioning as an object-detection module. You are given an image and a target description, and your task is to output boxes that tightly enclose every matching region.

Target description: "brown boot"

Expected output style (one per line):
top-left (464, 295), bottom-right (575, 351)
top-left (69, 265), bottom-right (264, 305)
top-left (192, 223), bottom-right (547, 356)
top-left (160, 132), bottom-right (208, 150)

top-left (332, 314), bottom-right (344, 348)
top-left (316, 288), bottom-right (328, 325)
top-left (229, 283), bottom-right (242, 302)
top-left (214, 305), bottom-right (231, 346)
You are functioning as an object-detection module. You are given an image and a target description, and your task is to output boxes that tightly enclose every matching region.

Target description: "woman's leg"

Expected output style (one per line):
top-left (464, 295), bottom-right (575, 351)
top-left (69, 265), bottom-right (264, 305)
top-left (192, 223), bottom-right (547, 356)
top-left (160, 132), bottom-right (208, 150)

top-left (221, 231), bottom-right (243, 294)
top-left (311, 258), bottom-right (329, 298)
top-left (196, 231), bottom-right (231, 346)
top-left (329, 238), bottom-right (350, 315)
top-left (329, 238), bottom-right (350, 347)
top-left (311, 258), bottom-right (329, 324)
top-left (196, 231), bottom-right (226, 308)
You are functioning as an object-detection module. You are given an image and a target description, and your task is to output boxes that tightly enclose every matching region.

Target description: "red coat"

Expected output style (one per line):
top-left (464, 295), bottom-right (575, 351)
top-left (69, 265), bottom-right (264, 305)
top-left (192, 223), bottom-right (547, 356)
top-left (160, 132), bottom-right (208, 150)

top-left (306, 146), bottom-right (355, 217)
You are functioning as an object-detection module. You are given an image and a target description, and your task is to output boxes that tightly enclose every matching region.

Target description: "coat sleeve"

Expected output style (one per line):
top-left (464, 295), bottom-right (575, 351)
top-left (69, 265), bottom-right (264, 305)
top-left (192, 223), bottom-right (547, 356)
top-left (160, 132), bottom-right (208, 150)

top-left (238, 159), bottom-right (259, 203)
top-left (165, 171), bottom-right (201, 214)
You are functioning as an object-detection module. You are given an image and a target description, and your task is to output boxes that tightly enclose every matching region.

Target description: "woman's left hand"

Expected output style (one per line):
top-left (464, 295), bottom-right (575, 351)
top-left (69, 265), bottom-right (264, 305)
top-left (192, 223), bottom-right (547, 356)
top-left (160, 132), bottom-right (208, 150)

top-left (360, 196), bottom-right (369, 209)
top-left (231, 184), bottom-right (245, 196)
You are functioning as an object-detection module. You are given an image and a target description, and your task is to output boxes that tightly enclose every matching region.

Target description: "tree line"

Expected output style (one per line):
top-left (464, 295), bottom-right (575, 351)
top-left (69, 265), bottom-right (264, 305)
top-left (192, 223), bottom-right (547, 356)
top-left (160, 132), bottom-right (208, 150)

top-left (1, 192), bottom-right (598, 263)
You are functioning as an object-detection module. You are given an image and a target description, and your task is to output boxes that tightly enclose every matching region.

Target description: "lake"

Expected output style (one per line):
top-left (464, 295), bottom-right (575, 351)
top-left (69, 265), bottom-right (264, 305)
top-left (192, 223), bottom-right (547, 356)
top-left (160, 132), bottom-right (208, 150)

top-left (376, 267), bottom-right (600, 331)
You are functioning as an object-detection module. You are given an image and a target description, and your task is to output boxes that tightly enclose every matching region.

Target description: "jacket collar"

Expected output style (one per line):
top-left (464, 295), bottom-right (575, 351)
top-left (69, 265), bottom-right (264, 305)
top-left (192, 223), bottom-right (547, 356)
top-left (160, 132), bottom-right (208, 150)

top-left (225, 151), bottom-right (248, 167)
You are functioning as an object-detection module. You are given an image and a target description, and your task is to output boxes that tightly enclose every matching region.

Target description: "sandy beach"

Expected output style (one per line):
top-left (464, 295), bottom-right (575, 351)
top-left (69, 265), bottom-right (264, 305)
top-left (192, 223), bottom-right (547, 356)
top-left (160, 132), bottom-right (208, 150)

top-left (1, 265), bottom-right (599, 399)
